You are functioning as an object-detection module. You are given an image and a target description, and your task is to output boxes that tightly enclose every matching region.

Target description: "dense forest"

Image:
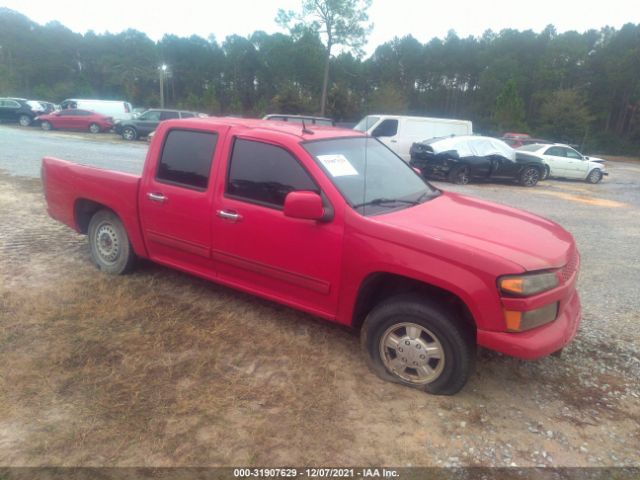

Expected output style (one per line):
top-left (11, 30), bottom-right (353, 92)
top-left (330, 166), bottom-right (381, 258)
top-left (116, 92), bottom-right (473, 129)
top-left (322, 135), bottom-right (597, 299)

top-left (1, 7), bottom-right (639, 153)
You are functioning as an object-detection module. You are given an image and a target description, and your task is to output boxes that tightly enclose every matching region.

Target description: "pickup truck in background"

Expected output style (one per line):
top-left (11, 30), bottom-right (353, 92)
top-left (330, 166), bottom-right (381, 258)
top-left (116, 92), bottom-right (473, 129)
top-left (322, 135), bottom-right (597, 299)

top-left (41, 117), bottom-right (581, 395)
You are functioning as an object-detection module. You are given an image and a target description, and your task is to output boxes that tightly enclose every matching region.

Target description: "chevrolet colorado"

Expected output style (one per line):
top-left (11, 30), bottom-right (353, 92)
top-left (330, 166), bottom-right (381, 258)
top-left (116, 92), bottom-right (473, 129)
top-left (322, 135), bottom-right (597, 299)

top-left (41, 117), bottom-right (581, 394)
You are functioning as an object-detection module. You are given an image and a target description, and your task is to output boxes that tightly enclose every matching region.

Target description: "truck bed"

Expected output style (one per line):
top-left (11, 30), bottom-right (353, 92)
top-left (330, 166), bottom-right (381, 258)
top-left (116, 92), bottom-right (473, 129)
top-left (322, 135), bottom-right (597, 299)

top-left (41, 157), bottom-right (147, 257)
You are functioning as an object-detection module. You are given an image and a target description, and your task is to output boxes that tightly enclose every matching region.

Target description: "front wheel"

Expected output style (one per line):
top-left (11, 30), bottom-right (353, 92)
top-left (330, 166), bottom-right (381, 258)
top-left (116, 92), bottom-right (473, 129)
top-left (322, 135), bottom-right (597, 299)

top-left (519, 166), bottom-right (540, 187)
top-left (122, 127), bottom-right (137, 141)
top-left (88, 123), bottom-right (101, 134)
top-left (448, 165), bottom-right (471, 185)
top-left (361, 294), bottom-right (475, 395)
top-left (41, 121), bottom-right (52, 131)
top-left (19, 114), bottom-right (32, 127)
top-left (586, 169), bottom-right (603, 184)
top-left (88, 210), bottom-right (136, 275)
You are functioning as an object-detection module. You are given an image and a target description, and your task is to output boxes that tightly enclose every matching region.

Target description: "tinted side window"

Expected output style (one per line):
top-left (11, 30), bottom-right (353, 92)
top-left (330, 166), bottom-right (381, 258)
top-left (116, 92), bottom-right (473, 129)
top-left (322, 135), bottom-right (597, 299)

top-left (140, 111), bottom-right (161, 121)
top-left (372, 119), bottom-right (398, 137)
top-left (180, 112), bottom-right (195, 118)
top-left (157, 130), bottom-right (218, 189)
top-left (227, 139), bottom-right (318, 208)
top-left (160, 111), bottom-right (180, 120)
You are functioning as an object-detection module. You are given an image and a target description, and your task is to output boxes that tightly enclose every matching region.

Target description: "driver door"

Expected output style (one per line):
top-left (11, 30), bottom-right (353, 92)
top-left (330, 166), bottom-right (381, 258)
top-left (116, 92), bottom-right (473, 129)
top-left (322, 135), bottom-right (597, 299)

top-left (564, 147), bottom-right (589, 179)
top-left (212, 137), bottom-right (344, 317)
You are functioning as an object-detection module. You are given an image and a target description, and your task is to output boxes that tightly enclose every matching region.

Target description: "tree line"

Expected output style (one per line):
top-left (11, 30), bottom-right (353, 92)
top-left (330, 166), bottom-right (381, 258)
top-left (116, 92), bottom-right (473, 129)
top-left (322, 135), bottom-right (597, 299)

top-left (0, 7), bottom-right (638, 153)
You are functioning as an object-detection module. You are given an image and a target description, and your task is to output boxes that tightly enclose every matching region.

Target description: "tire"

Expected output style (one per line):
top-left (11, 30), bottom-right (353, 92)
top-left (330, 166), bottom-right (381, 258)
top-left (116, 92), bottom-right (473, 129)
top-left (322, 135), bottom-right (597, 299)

top-left (88, 123), bottom-right (101, 134)
top-left (541, 165), bottom-right (550, 180)
top-left (41, 121), bottom-right (52, 131)
top-left (19, 114), bottom-right (32, 127)
top-left (88, 210), bottom-right (136, 275)
top-left (448, 165), bottom-right (471, 185)
top-left (361, 294), bottom-right (475, 395)
top-left (586, 169), bottom-right (603, 184)
top-left (519, 166), bottom-right (540, 187)
top-left (122, 127), bottom-right (137, 141)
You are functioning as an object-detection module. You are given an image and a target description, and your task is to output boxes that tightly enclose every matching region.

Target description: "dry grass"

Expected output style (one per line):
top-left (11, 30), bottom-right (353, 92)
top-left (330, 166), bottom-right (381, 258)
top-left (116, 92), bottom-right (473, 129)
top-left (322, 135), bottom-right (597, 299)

top-left (1, 172), bottom-right (639, 467)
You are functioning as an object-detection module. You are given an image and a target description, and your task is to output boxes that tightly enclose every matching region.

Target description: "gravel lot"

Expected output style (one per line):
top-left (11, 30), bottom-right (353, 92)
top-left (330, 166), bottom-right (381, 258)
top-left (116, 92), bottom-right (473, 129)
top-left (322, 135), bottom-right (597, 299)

top-left (0, 125), bottom-right (639, 467)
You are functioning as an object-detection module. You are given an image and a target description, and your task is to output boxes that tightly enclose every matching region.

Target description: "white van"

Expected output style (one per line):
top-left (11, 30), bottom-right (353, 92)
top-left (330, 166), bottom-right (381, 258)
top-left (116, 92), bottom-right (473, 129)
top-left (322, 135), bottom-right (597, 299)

top-left (60, 99), bottom-right (133, 121)
top-left (354, 115), bottom-right (473, 162)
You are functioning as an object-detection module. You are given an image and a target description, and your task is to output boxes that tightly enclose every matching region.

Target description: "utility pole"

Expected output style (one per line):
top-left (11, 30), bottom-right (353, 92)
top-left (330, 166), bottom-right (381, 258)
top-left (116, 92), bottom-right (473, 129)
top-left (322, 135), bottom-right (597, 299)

top-left (159, 64), bottom-right (167, 108)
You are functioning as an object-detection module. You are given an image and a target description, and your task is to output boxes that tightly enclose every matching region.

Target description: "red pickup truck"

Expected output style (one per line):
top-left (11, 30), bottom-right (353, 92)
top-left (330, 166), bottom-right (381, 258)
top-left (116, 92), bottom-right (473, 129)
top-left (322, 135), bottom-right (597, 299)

top-left (42, 117), bottom-right (581, 395)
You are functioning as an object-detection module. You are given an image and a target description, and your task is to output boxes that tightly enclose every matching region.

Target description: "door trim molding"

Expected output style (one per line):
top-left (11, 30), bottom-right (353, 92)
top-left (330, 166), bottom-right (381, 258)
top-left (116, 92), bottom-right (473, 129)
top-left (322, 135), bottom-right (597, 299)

top-left (146, 230), bottom-right (210, 258)
top-left (212, 249), bottom-right (330, 294)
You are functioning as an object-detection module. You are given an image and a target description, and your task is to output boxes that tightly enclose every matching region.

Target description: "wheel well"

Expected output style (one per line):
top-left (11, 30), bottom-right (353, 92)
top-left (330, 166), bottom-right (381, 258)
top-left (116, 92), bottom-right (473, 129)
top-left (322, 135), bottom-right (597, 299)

top-left (74, 199), bottom-right (110, 234)
top-left (351, 273), bottom-right (477, 334)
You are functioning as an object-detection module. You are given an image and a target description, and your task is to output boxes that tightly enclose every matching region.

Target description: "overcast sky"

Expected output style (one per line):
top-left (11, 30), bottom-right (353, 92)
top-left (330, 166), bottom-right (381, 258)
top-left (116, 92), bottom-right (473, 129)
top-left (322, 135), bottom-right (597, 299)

top-left (1, 0), bottom-right (638, 56)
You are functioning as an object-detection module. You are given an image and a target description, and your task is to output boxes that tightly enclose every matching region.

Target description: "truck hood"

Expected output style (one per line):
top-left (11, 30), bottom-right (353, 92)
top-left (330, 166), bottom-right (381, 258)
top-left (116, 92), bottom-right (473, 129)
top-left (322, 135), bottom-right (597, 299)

top-left (379, 191), bottom-right (575, 271)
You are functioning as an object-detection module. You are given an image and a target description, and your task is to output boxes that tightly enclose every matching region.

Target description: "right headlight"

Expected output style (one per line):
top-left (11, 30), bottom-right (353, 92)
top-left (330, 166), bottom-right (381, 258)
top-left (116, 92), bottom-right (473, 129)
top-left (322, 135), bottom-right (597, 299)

top-left (498, 271), bottom-right (559, 297)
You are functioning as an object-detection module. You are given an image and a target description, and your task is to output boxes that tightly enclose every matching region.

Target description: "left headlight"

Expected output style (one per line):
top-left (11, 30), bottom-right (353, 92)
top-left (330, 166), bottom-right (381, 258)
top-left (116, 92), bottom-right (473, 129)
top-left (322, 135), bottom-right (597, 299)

top-left (498, 271), bottom-right (559, 297)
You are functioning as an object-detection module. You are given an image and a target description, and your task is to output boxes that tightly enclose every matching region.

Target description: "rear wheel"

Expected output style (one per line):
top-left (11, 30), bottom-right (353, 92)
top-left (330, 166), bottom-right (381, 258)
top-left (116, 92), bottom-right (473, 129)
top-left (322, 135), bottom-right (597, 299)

top-left (88, 210), bottom-right (136, 275)
top-left (541, 165), bottom-right (550, 180)
top-left (41, 121), bottom-right (52, 131)
top-left (361, 294), bottom-right (475, 395)
top-left (586, 169), bottom-right (603, 184)
top-left (88, 123), bottom-right (101, 134)
top-left (519, 166), bottom-right (540, 187)
top-left (122, 127), bottom-right (137, 141)
top-left (19, 114), bottom-right (32, 127)
top-left (448, 165), bottom-right (471, 185)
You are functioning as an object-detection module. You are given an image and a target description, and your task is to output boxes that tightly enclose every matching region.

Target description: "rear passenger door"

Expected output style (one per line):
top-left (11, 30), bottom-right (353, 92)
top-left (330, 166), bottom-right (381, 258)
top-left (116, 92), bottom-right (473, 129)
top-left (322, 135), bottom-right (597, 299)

top-left (212, 137), bottom-right (344, 317)
top-left (543, 146), bottom-right (568, 176)
top-left (139, 127), bottom-right (223, 277)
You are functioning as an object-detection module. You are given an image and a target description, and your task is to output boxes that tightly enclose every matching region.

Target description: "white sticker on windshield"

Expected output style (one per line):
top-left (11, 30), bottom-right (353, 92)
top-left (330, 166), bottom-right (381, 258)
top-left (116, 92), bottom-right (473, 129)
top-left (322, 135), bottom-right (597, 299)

top-left (317, 154), bottom-right (359, 177)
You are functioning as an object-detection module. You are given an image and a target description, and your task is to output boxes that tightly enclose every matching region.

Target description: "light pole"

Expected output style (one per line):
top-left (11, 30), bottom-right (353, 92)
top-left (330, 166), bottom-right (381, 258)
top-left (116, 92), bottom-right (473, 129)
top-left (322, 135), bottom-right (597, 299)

top-left (159, 64), bottom-right (167, 108)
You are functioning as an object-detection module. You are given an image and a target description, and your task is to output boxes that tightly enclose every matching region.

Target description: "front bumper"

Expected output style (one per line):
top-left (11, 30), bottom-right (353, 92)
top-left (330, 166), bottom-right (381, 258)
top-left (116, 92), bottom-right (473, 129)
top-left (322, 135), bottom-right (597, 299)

top-left (477, 250), bottom-right (581, 359)
top-left (477, 288), bottom-right (581, 359)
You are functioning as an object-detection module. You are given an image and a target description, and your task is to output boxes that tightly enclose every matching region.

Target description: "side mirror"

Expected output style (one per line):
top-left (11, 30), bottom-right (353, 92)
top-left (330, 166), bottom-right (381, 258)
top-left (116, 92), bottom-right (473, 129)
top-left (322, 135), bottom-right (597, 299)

top-left (284, 191), bottom-right (325, 221)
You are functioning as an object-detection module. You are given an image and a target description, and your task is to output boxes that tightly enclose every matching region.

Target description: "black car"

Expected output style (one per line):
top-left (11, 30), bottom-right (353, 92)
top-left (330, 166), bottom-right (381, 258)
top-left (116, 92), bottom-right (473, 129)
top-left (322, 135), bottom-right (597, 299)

top-left (114, 109), bottom-right (205, 140)
top-left (0, 98), bottom-right (39, 126)
top-left (410, 136), bottom-right (545, 187)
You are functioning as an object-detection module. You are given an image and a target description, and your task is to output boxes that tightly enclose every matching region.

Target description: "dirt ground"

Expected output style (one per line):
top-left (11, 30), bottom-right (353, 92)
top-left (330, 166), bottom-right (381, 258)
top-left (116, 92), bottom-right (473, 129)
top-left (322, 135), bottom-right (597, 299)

top-left (0, 171), bottom-right (639, 467)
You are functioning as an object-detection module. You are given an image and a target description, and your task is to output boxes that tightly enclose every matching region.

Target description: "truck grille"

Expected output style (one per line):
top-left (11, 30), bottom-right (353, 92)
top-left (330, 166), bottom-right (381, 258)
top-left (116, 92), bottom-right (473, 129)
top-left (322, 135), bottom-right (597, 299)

top-left (560, 250), bottom-right (579, 283)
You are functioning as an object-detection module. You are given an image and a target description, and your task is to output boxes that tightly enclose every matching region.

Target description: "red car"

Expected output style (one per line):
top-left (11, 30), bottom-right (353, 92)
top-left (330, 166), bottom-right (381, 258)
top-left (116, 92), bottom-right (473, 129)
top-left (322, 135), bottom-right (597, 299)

top-left (41, 118), bottom-right (581, 395)
top-left (37, 108), bottom-right (113, 133)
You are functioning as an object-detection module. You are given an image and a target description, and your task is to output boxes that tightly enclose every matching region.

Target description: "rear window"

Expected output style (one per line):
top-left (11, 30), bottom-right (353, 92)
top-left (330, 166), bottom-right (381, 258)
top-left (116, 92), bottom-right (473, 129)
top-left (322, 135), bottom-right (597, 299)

top-left (518, 144), bottom-right (543, 152)
top-left (160, 111), bottom-right (180, 121)
top-left (157, 130), bottom-right (218, 189)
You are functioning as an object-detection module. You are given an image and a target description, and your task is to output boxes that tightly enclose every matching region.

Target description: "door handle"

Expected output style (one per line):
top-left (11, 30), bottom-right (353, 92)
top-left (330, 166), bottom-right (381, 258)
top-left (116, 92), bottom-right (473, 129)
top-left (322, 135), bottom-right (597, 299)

top-left (147, 192), bottom-right (167, 203)
top-left (217, 209), bottom-right (242, 222)
top-left (390, 139), bottom-right (398, 143)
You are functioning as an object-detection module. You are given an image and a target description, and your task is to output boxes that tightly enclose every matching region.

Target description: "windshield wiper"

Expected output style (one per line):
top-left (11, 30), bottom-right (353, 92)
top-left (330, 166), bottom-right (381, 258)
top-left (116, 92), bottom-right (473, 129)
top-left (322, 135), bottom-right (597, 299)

top-left (353, 197), bottom-right (420, 209)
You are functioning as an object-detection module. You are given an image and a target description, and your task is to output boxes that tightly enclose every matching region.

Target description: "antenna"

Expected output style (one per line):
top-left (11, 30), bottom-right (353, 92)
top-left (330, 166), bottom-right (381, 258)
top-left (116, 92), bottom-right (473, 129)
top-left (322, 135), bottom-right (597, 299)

top-left (301, 119), bottom-right (314, 135)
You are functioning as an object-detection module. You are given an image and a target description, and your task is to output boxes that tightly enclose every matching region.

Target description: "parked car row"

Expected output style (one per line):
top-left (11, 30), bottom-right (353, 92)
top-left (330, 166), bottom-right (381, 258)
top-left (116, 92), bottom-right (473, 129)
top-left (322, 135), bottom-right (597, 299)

top-left (410, 136), bottom-right (608, 186)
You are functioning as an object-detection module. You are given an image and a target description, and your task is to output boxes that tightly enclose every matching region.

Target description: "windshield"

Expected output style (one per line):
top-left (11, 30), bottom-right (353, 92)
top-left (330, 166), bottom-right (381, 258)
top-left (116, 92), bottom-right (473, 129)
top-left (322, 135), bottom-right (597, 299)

top-left (353, 116), bottom-right (380, 132)
top-left (304, 137), bottom-right (438, 215)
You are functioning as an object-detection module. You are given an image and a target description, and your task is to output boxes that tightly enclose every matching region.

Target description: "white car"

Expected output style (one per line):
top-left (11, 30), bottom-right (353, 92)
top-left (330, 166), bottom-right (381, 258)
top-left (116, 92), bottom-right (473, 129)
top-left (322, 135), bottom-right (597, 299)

top-left (518, 143), bottom-right (608, 184)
